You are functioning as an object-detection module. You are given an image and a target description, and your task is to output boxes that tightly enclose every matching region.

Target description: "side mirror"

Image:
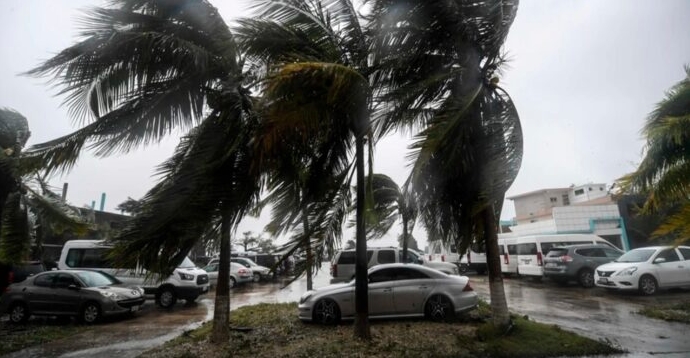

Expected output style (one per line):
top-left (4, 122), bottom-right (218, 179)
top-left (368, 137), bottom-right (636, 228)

top-left (653, 257), bottom-right (667, 264)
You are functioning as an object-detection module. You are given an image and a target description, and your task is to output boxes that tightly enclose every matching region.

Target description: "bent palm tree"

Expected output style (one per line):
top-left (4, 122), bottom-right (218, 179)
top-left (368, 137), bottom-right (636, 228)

top-left (369, 0), bottom-right (522, 328)
top-left (618, 66), bottom-right (690, 245)
top-left (238, 0), bottom-right (374, 339)
top-left (24, 0), bottom-right (257, 343)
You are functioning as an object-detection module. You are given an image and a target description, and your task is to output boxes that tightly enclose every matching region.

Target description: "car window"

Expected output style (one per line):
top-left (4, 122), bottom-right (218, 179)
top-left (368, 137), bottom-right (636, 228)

top-left (589, 248), bottom-right (607, 257)
top-left (55, 273), bottom-right (80, 288)
top-left (679, 248), bottom-right (690, 261)
top-left (399, 250), bottom-right (419, 263)
top-left (66, 248), bottom-right (111, 268)
top-left (377, 250), bottom-right (396, 264)
top-left (507, 245), bottom-right (518, 255)
top-left (517, 243), bottom-right (537, 255)
top-left (337, 251), bottom-right (355, 264)
top-left (75, 271), bottom-right (117, 287)
top-left (498, 245), bottom-right (505, 255)
top-left (656, 249), bottom-right (680, 263)
top-left (603, 248), bottom-right (623, 258)
top-left (369, 268), bottom-right (396, 283)
top-left (34, 273), bottom-right (57, 287)
top-left (231, 259), bottom-right (251, 268)
top-left (574, 248), bottom-right (593, 257)
top-left (546, 248), bottom-right (569, 257)
top-left (204, 263), bottom-right (218, 272)
top-left (394, 267), bottom-right (430, 280)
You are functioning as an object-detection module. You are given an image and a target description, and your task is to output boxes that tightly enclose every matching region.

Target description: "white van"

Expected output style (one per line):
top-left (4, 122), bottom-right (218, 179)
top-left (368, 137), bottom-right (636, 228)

top-left (498, 237), bottom-right (519, 275)
top-left (514, 234), bottom-right (618, 279)
top-left (58, 240), bottom-right (210, 308)
top-left (427, 240), bottom-right (487, 274)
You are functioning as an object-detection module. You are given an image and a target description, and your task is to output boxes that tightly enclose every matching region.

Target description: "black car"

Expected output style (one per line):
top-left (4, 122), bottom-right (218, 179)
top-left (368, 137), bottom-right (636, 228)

top-left (543, 244), bottom-right (623, 287)
top-left (0, 261), bottom-right (45, 296)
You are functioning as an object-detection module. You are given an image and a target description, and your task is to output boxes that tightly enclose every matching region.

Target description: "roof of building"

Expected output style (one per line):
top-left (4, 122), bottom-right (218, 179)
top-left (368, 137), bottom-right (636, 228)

top-left (506, 187), bottom-right (570, 200)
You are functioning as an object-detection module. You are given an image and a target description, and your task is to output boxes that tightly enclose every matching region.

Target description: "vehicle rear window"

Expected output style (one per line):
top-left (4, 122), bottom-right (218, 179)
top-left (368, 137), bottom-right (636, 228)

top-left (66, 248), bottom-right (111, 268)
top-left (517, 243), bottom-right (537, 255)
top-left (337, 250), bottom-right (374, 264)
top-left (508, 245), bottom-right (518, 255)
top-left (377, 250), bottom-right (396, 264)
top-left (546, 248), bottom-right (568, 257)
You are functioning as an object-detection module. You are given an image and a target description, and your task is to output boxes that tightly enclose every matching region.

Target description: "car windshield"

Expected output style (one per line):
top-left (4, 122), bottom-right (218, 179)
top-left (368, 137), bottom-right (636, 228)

top-left (178, 257), bottom-right (196, 268)
top-left (615, 248), bottom-right (656, 263)
top-left (75, 271), bottom-right (119, 287)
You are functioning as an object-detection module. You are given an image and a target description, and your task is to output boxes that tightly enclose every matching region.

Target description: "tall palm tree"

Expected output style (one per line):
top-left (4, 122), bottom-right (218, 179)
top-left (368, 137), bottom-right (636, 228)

top-left (24, 0), bottom-right (258, 343)
top-left (618, 66), bottom-right (690, 245)
top-left (369, 0), bottom-right (522, 329)
top-left (237, 0), bottom-right (375, 339)
top-left (0, 108), bottom-right (89, 263)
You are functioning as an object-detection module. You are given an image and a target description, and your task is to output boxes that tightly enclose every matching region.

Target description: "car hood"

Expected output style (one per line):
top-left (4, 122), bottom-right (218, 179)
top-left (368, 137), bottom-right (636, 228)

top-left (596, 262), bottom-right (642, 272)
top-left (86, 285), bottom-right (144, 298)
top-left (314, 282), bottom-right (352, 293)
top-left (252, 265), bottom-right (270, 272)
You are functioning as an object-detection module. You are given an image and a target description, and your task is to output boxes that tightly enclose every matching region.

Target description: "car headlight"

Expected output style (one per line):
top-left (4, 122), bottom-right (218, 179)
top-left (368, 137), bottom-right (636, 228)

top-left (299, 293), bottom-right (313, 304)
top-left (100, 291), bottom-right (125, 300)
top-left (178, 272), bottom-right (195, 280)
top-left (616, 266), bottom-right (638, 276)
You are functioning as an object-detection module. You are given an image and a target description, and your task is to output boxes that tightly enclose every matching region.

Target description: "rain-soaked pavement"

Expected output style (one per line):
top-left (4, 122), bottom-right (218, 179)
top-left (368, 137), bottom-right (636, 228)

top-left (2, 263), bottom-right (689, 357)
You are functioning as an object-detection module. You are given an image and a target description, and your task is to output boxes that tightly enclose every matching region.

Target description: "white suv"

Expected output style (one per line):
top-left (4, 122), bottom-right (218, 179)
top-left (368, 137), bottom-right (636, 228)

top-left (330, 247), bottom-right (459, 283)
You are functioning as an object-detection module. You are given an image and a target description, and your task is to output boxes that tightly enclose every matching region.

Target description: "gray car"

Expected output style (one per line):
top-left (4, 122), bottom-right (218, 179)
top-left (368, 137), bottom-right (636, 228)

top-left (543, 244), bottom-right (623, 287)
top-left (0, 270), bottom-right (145, 324)
top-left (299, 263), bottom-right (477, 324)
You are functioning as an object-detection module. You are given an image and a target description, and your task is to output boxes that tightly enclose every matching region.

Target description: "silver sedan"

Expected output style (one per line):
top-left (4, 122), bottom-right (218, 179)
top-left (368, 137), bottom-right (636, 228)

top-left (299, 263), bottom-right (478, 324)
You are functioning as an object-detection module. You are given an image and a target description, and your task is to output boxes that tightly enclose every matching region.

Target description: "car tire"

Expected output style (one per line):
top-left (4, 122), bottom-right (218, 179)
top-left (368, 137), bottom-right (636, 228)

top-left (313, 298), bottom-right (341, 325)
top-left (8, 302), bottom-right (29, 324)
top-left (578, 269), bottom-right (595, 288)
top-left (638, 274), bottom-right (658, 295)
top-left (156, 286), bottom-right (177, 308)
top-left (229, 277), bottom-right (237, 288)
top-left (80, 301), bottom-right (101, 324)
top-left (253, 273), bottom-right (261, 283)
top-left (458, 265), bottom-right (468, 274)
top-left (425, 295), bottom-right (454, 322)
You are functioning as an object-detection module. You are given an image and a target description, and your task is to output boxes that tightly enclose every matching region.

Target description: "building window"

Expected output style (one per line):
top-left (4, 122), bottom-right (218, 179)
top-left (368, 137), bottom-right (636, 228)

top-left (588, 187), bottom-right (593, 191)
top-left (574, 189), bottom-right (584, 196)
top-left (600, 187), bottom-right (604, 191)
top-left (550, 197), bottom-right (557, 203)
top-left (562, 194), bottom-right (570, 206)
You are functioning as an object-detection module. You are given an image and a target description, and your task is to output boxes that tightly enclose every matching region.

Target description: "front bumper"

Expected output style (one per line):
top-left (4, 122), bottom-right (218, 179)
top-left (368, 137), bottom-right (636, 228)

top-left (101, 296), bottom-right (146, 316)
top-left (176, 284), bottom-right (210, 300)
top-left (594, 274), bottom-right (639, 290)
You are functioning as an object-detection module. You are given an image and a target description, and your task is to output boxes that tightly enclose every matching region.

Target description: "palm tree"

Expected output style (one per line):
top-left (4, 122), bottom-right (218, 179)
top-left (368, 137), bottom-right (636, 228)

top-left (369, 0), bottom-right (522, 329)
top-left (618, 66), bottom-right (690, 246)
top-left (357, 174), bottom-right (417, 261)
top-left (0, 108), bottom-right (89, 263)
top-left (24, 0), bottom-right (258, 343)
top-left (237, 0), bottom-right (374, 339)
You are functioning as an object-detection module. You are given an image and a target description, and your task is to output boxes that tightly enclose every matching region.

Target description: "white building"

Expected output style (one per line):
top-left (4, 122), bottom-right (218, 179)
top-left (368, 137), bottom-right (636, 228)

top-left (504, 184), bottom-right (630, 250)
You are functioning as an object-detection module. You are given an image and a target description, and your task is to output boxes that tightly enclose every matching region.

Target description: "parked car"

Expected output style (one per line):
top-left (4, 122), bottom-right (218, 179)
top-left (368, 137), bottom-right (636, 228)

top-left (1, 261), bottom-right (45, 296)
top-left (0, 270), bottom-right (145, 324)
top-left (202, 262), bottom-right (253, 288)
top-left (299, 263), bottom-right (477, 324)
top-left (231, 257), bottom-right (272, 282)
top-left (595, 245), bottom-right (690, 295)
top-left (330, 247), bottom-right (459, 284)
top-left (543, 244), bottom-right (624, 287)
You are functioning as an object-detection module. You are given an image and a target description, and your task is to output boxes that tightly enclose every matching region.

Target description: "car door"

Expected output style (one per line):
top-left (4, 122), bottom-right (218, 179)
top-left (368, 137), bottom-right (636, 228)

top-left (653, 248), bottom-right (685, 287)
top-left (53, 273), bottom-right (83, 314)
top-left (367, 268), bottom-right (396, 316)
top-left (390, 267), bottom-right (433, 315)
top-left (27, 272), bottom-right (58, 314)
top-left (678, 248), bottom-right (690, 285)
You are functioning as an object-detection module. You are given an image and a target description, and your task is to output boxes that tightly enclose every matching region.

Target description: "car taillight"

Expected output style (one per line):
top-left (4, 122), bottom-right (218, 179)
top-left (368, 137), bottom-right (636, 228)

top-left (331, 264), bottom-right (337, 277)
top-left (559, 255), bottom-right (573, 263)
top-left (441, 255), bottom-right (445, 262)
top-left (238, 269), bottom-right (248, 274)
top-left (463, 281), bottom-right (474, 292)
top-left (429, 255), bottom-right (433, 261)
top-left (503, 253), bottom-right (509, 265)
top-left (8, 271), bottom-right (14, 284)
top-left (537, 252), bottom-right (543, 266)
top-left (468, 251), bottom-right (472, 264)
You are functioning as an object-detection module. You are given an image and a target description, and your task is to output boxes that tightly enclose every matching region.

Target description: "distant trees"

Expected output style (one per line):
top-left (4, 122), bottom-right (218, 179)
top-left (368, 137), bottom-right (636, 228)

top-left (115, 197), bottom-right (143, 215)
top-left (619, 66), bottom-right (690, 245)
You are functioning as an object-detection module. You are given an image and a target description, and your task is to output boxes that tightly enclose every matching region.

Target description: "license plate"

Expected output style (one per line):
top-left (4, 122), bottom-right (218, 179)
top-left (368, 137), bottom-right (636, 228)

top-left (598, 278), bottom-right (608, 283)
top-left (130, 305), bottom-right (140, 312)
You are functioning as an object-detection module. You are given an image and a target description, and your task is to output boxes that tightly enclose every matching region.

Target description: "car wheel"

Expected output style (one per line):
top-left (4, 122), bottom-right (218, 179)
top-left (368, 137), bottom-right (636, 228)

top-left (313, 298), bottom-right (341, 325)
top-left (425, 295), bottom-right (454, 322)
top-left (229, 277), bottom-right (237, 288)
top-left (578, 269), bottom-right (595, 288)
top-left (638, 275), bottom-right (658, 295)
top-left (9, 302), bottom-right (29, 324)
top-left (458, 265), bottom-right (468, 274)
top-left (81, 302), bottom-right (101, 324)
top-left (253, 273), bottom-right (261, 283)
top-left (157, 287), bottom-right (177, 308)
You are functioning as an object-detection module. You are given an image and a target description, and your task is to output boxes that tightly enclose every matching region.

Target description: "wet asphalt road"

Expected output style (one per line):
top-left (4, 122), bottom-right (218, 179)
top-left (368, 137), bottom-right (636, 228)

top-left (3, 263), bottom-right (689, 357)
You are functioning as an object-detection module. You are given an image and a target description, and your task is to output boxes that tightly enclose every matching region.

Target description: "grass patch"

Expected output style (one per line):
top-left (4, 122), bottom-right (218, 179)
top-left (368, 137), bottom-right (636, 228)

top-left (0, 320), bottom-right (88, 355)
top-left (144, 302), bottom-right (623, 358)
top-left (639, 300), bottom-right (690, 324)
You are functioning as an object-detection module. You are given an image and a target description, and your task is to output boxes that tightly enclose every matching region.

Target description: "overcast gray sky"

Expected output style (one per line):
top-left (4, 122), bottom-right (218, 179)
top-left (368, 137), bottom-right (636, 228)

top-left (1, 1), bottom-right (689, 249)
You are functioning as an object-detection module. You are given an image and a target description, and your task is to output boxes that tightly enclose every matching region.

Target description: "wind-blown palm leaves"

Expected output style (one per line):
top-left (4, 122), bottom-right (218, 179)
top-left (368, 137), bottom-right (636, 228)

top-left (618, 66), bottom-right (690, 245)
top-left (0, 108), bottom-right (89, 263)
top-left (238, 0), bottom-right (374, 338)
top-left (369, 0), bottom-right (522, 328)
top-left (24, 0), bottom-right (255, 343)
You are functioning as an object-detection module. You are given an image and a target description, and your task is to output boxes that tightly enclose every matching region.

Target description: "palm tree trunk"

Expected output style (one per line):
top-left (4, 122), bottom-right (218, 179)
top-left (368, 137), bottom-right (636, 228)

top-left (302, 209), bottom-right (313, 291)
top-left (211, 211), bottom-right (232, 343)
top-left (353, 134), bottom-right (370, 340)
top-left (483, 205), bottom-right (510, 328)
top-left (402, 218), bottom-right (409, 262)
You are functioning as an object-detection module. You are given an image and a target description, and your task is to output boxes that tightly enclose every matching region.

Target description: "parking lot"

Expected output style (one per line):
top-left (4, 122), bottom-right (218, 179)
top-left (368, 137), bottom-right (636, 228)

top-left (2, 264), bottom-right (690, 358)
